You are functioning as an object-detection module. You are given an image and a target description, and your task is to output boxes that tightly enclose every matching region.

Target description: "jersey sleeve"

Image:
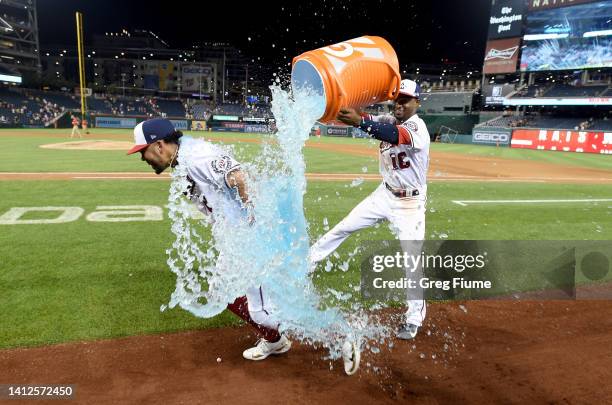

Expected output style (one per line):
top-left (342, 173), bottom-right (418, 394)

top-left (397, 118), bottom-right (429, 150)
top-left (188, 152), bottom-right (241, 190)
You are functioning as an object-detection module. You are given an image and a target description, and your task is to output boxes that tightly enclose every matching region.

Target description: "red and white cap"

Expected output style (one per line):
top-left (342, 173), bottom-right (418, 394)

top-left (398, 79), bottom-right (421, 99)
top-left (127, 118), bottom-right (176, 155)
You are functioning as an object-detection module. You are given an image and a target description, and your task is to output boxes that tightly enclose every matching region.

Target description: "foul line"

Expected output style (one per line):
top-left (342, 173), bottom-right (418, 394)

top-left (452, 198), bottom-right (612, 206)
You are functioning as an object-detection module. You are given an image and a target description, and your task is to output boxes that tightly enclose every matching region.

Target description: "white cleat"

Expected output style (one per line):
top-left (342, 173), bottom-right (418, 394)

top-left (397, 324), bottom-right (419, 340)
top-left (342, 340), bottom-right (361, 375)
top-left (243, 335), bottom-right (292, 361)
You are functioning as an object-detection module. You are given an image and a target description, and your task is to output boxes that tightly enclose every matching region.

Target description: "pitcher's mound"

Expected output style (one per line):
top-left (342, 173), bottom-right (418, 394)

top-left (41, 140), bottom-right (133, 151)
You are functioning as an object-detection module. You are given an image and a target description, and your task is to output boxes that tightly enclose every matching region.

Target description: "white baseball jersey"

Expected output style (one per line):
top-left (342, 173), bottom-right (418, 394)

top-left (178, 137), bottom-right (242, 218)
top-left (366, 113), bottom-right (430, 196)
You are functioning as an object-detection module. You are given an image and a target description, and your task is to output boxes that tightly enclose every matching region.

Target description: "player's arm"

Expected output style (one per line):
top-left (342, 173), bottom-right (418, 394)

top-left (225, 168), bottom-right (251, 205)
top-left (336, 108), bottom-right (411, 146)
top-left (226, 168), bottom-right (256, 225)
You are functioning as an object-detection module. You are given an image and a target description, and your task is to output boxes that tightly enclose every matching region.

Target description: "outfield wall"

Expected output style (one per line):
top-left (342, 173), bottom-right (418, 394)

top-left (510, 129), bottom-right (612, 154)
top-left (469, 126), bottom-right (612, 154)
top-left (94, 115), bottom-right (190, 130)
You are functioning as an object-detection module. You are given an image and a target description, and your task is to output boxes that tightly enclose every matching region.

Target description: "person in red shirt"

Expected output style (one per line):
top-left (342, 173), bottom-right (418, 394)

top-left (82, 118), bottom-right (89, 135)
top-left (70, 116), bottom-right (82, 138)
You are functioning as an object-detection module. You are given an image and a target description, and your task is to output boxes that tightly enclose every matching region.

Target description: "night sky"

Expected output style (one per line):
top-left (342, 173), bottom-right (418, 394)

top-left (37, 0), bottom-right (492, 70)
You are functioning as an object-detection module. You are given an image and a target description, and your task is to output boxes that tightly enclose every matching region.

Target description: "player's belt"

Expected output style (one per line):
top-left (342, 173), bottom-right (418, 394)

top-left (385, 182), bottom-right (420, 198)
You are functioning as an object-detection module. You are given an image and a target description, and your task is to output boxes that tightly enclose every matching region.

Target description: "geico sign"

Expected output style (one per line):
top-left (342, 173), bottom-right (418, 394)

top-left (0, 205), bottom-right (205, 225)
top-left (473, 132), bottom-right (510, 143)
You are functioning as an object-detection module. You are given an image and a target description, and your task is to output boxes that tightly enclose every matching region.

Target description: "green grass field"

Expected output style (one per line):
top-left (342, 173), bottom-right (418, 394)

top-left (1, 128), bottom-right (611, 349)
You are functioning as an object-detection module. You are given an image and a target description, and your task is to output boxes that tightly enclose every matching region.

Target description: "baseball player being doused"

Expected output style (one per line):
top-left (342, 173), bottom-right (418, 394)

top-left (127, 118), bottom-right (361, 375)
top-left (310, 79), bottom-right (430, 340)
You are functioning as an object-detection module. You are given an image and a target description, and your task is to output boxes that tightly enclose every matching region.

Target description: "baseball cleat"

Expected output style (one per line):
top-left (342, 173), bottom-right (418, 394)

top-left (242, 335), bottom-right (292, 361)
top-left (397, 323), bottom-right (419, 340)
top-left (342, 340), bottom-right (361, 375)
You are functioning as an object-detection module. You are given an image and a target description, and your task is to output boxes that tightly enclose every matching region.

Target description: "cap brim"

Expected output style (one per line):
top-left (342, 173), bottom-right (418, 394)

top-left (398, 91), bottom-right (419, 99)
top-left (126, 144), bottom-right (149, 155)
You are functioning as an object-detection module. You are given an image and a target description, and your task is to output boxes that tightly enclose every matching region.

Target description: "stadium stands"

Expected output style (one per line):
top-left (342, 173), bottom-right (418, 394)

top-left (0, 87), bottom-right (66, 126)
top-left (591, 118), bottom-right (612, 131)
top-left (1, 84), bottom-right (278, 126)
top-left (477, 115), bottom-right (529, 128)
top-left (512, 84), bottom-right (550, 98)
top-left (476, 113), bottom-right (612, 131)
top-left (28, 90), bottom-right (80, 109)
top-left (544, 84), bottom-right (608, 98)
top-left (154, 99), bottom-right (186, 117)
top-left (419, 91), bottom-right (473, 114)
top-left (191, 103), bottom-right (211, 120)
top-left (511, 83), bottom-right (610, 99)
top-left (527, 116), bottom-right (586, 130)
top-left (600, 88), bottom-right (612, 97)
top-left (87, 97), bottom-right (113, 115)
top-left (213, 103), bottom-right (248, 116)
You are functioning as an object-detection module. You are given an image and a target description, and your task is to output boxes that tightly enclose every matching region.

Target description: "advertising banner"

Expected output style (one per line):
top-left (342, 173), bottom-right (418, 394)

top-left (484, 83), bottom-right (515, 104)
top-left (143, 61), bottom-right (159, 90)
top-left (95, 117), bottom-right (137, 129)
top-left (483, 37), bottom-right (521, 74)
top-left (488, 0), bottom-right (526, 39)
top-left (325, 126), bottom-right (350, 136)
top-left (222, 122), bottom-right (245, 130)
top-left (191, 120), bottom-right (207, 131)
top-left (510, 129), bottom-right (612, 154)
top-left (158, 62), bottom-right (175, 91)
top-left (528, 0), bottom-right (598, 11)
top-left (181, 64), bottom-right (213, 93)
top-left (472, 128), bottom-right (512, 145)
top-left (244, 124), bottom-right (271, 133)
top-left (169, 120), bottom-right (188, 130)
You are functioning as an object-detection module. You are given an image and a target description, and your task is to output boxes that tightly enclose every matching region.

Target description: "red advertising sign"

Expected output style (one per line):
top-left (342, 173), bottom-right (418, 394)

top-left (528, 0), bottom-right (598, 11)
top-left (483, 37), bottom-right (521, 74)
top-left (510, 129), bottom-right (612, 154)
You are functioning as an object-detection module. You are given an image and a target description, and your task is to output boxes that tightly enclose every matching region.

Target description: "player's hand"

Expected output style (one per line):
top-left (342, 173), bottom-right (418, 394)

top-left (243, 202), bottom-right (256, 227)
top-left (337, 108), bottom-right (362, 127)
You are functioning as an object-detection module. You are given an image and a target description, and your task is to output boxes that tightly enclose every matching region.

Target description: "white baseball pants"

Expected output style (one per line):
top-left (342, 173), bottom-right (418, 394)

top-left (310, 182), bottom-right (427, 326)
top-left (245, 285), bottom-right (278, 329)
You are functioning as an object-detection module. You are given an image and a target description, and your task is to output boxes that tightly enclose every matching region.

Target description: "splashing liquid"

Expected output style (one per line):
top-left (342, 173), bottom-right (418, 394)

top-left (165, 86), bottom-right (390, 359)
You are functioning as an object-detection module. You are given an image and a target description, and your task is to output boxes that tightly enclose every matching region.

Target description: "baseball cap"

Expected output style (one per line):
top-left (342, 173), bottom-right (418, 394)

top-left (398, 79), bottom-right (421, 99)
top-left (127, 118), bottom-right (176, 155)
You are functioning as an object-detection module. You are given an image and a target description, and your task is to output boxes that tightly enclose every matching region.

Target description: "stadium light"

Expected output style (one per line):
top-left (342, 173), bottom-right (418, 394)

top-left (583, 29), bottom-right (612, 38)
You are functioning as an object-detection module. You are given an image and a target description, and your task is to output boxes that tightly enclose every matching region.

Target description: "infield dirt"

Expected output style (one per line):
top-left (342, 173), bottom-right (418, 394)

top-left (0, 134), bottom-right (610, 184)
top-left (2, 300), bottom-right (612, 404)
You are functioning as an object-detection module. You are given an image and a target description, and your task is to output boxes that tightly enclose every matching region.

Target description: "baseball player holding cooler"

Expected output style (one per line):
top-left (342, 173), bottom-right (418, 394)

top-left (127, 118), bottom-right (360, 375)
top-left (310, 79), bottom-right (429, 340)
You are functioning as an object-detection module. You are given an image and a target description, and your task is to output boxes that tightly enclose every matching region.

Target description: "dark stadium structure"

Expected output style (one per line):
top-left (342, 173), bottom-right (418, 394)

top-left (0, 0), bottom-right (41, 84)
top-left (0, 0), bottom-right (609, 153)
